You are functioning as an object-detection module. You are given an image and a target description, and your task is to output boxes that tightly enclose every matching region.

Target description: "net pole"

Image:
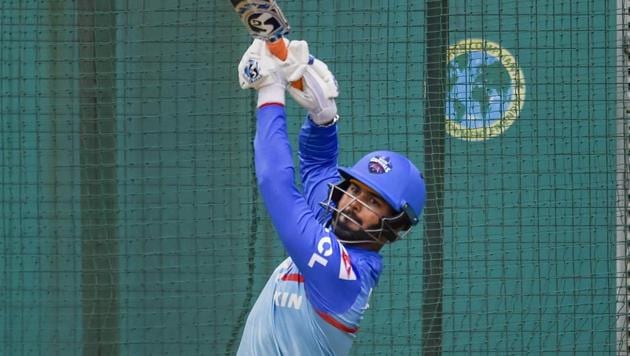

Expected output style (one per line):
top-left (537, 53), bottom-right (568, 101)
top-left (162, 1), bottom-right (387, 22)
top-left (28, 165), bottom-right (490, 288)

top-left (617, 0), bottom-right (630, 353)
top-left (423, 0), bottom-right (447, 354)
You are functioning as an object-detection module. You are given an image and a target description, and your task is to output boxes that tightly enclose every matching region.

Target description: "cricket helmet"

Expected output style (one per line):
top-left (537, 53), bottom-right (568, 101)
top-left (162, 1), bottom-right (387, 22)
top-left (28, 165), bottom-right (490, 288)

top-left (336, 151), bottom-right (426, 225)
top-left (323, 151), bottom-right (426, 244)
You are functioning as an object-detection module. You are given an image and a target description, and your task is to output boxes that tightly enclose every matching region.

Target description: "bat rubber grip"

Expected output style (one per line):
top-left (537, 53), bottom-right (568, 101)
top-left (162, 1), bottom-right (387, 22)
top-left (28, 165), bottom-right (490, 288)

top-left (267, 40), bottom-right (304, 91)
top-left (267, 40), bottom-right (288, 61)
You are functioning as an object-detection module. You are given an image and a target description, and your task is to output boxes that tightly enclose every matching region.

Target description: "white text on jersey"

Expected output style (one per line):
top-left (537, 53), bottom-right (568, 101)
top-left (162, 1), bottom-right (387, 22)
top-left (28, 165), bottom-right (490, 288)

top-left (273, 291), bottom-right (303, 310)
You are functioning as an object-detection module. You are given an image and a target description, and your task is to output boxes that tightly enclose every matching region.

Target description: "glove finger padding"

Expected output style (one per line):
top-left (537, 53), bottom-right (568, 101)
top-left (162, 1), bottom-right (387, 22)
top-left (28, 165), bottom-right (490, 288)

top-left (288, 58), bottom-right (339, 126)
top-left (284, 41), bottom-right (310, 82)
top-left (238, 39), bottom-right (309, 91)
top-left (309, 59), bottom-right (339, 98)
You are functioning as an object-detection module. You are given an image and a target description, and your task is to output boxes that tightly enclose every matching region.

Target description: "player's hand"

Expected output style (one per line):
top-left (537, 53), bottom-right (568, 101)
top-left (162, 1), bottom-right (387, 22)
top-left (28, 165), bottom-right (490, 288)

top-left (287, 57), bottom-right (339, 126)
top-left (238, 39), bottom-right (309, 91)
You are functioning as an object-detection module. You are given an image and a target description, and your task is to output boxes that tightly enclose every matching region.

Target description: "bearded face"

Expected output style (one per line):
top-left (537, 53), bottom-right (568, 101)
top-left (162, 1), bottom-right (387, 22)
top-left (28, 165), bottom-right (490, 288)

top-left (330, 180), bottom-right (394, 244)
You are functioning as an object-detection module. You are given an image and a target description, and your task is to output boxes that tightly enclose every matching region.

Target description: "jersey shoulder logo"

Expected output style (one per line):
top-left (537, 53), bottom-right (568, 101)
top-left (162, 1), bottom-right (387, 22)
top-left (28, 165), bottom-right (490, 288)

top-left (338, 243), bottom-right (357, 280)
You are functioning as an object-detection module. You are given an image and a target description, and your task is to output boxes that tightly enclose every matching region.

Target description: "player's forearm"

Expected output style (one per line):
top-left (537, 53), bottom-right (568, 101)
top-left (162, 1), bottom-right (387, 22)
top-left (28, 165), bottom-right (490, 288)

top-left (298, 117), bottom-right (338, 171)
top-left (297, 117), bottom-right (340, 219)
top-left (254, 104), bottom-right (313, 251)
top-left (254, 104), bottom-right (293, 183)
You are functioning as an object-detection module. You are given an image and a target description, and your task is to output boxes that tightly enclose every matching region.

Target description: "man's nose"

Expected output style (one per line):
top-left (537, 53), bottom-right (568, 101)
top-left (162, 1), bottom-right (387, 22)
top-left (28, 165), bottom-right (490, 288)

top-left (347, 194), bottom-right (364, 212)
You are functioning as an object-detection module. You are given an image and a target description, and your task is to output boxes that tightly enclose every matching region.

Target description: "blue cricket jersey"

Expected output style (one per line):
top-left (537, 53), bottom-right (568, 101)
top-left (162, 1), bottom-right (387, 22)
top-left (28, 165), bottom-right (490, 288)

top-left (236, 104), bottom-right (383, 356)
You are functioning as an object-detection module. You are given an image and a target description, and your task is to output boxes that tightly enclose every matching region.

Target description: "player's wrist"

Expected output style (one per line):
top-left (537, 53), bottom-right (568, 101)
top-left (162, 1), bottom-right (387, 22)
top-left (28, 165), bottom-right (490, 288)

top-left (257, 82), bottom-right (286, 107)
top-left (309, 113), bottom-right (339, 127)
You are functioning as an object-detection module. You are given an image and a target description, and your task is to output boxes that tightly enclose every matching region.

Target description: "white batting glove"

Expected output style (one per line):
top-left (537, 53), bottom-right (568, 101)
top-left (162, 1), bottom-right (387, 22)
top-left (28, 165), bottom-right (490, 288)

top-left (287, 57), bottom-right (339, 126)
top-left (238, 39), bottom-right (309, 106)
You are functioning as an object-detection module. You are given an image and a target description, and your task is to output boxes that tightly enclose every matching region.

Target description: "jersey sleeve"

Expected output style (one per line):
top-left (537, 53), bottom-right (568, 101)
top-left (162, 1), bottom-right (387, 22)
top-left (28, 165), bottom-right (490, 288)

top-left (254, 104), bottom-right (360, 313)
top-left (298, 117), bottom-right (341, 222)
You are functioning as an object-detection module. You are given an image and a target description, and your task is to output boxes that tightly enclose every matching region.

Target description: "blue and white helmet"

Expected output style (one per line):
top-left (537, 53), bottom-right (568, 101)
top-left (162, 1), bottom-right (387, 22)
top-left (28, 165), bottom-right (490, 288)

top-left (338, 151), bottom-right (426, 226)
top-left (324, 150), bottom-right (426, 244)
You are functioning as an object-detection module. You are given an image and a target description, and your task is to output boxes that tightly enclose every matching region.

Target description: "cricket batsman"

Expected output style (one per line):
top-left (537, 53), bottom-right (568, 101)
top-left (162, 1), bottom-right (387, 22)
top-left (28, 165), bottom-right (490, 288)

top-left (236, 39), bottom-right (427, 355)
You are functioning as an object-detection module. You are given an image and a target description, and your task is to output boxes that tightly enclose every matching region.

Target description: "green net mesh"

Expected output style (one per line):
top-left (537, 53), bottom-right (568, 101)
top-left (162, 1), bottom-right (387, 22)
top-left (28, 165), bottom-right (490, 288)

top-left (0, 0), bottom-right (622, 354)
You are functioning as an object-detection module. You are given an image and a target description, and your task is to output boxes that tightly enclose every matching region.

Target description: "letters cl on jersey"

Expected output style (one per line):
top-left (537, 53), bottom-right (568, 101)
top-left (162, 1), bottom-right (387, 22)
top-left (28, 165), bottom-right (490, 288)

top-left (307, 236), bottom-right (357, 281)
top-left (308, 236), bottom-right (333, 268)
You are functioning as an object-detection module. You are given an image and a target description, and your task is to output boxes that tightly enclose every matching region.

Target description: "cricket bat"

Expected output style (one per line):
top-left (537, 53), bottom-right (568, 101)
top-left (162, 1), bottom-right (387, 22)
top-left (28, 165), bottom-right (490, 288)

top-left (230, 0), bottom-right (303, 90)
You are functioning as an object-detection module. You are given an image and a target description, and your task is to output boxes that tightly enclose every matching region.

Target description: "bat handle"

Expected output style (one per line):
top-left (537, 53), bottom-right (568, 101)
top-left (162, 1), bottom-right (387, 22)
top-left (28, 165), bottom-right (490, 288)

top-left (267, 40), bottom-right (304, 91)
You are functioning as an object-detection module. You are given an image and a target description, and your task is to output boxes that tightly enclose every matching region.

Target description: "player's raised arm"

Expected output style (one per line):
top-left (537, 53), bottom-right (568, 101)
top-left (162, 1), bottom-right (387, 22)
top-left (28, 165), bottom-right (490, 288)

top-left (238, 39), bottom-right (362, 311)
top-left (292, 58), bottom-right (342, 221)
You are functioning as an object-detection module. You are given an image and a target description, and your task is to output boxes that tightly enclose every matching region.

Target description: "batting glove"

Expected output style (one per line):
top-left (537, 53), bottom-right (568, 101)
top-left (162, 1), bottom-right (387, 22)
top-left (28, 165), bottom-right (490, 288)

top-left (287, 57), bottom-right (339, 126)
top-left (238, 39), bottom-right (309, 107)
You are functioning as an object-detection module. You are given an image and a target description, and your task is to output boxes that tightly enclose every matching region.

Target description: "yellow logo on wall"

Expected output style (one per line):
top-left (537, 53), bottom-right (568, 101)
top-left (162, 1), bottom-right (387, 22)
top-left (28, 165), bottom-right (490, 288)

top-left (446, 39), bottom-right (526, 141)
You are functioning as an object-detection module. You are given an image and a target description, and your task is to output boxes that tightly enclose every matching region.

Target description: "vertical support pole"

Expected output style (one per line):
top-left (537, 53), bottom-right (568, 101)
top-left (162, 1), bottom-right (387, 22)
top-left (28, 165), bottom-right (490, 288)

top-left (423, 0), bottom-right (448, 354)
top-left (77, 0), bottom-right (119, 354)
top-left (617, 1), bottom-right (630, 354)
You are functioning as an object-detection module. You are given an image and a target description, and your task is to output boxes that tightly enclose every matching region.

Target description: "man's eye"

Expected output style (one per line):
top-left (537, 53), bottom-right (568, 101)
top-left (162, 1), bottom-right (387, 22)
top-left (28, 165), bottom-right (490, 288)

top-left (369, 197), bottom-right (381, 207)
top-left (349, 185), bottom-right (359, 193)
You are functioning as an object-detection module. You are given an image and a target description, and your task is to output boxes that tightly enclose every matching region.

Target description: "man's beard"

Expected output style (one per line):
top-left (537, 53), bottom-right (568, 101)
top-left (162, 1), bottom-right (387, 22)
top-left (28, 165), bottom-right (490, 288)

top-left (332, 210), bottom-right (378, 243)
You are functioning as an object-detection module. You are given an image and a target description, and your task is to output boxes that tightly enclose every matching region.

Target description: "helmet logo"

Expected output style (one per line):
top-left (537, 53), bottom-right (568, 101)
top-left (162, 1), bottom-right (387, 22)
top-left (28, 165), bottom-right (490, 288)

top-left (368, 156), bottom-right (391, 174)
